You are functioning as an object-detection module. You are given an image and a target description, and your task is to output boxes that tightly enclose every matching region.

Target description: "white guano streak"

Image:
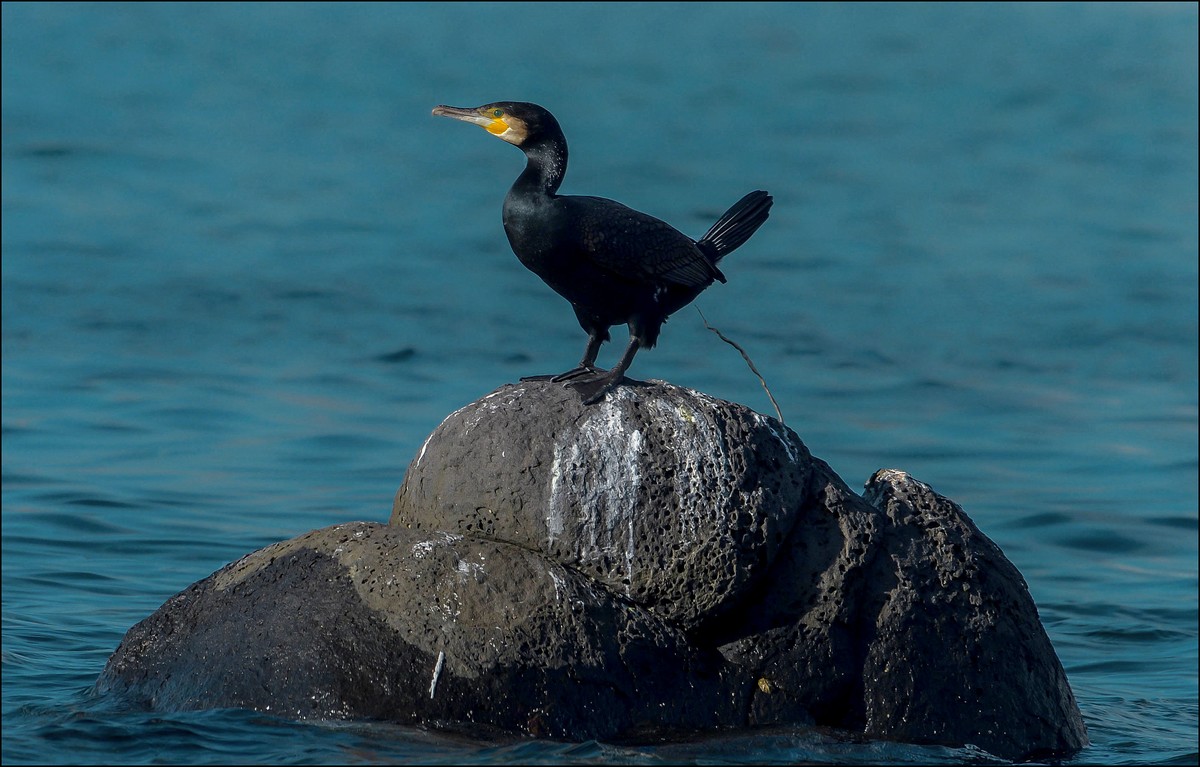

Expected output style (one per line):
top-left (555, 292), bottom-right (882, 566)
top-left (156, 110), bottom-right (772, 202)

top-left (429, 651), bottom-right (445, 699)
top-left (548, 398), bottom-right (643, 592)
top-left (546, 444), bottom-right (577, 546)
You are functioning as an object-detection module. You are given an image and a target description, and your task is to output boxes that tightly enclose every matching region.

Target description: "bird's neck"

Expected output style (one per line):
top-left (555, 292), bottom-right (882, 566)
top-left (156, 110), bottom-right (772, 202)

top-left (513, 137), bottom-right (568, 199)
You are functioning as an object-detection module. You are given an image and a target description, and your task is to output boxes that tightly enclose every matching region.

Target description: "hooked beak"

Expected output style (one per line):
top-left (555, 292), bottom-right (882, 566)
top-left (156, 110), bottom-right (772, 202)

top-left (432, 104), bottom-right (500, 132)
top-left (432, 104), bottom-right (490, 127)
top-left (432, 104), bottom-right (518, 141)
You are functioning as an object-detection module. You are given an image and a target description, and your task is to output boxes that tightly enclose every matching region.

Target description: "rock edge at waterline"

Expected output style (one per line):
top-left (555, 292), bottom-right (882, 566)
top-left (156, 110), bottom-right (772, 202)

top-left (98, 379), bottom-right (1087, 760)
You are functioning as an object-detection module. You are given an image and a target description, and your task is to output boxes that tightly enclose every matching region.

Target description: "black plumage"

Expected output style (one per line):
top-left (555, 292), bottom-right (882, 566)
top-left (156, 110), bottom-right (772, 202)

top-left (432, 101), bottom-right (772, 404)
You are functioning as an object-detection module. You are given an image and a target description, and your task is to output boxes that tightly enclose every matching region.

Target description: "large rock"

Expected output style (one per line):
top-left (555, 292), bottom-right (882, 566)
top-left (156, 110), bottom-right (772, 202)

top-left (98, 522), bottom-right (727, 735)
top-left (98, 379), bottom-right (1088, 759)
top-left (392, 380), bottom-right (810, 633)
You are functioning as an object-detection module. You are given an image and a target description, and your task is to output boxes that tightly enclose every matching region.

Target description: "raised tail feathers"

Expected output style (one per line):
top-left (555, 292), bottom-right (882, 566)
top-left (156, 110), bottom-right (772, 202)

top-left (697, 190), bottom-right (773, 264)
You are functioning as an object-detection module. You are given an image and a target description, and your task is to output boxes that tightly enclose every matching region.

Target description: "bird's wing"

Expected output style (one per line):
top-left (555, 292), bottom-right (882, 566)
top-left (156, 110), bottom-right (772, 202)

top-left (561, 196), bottom-right (720, 288)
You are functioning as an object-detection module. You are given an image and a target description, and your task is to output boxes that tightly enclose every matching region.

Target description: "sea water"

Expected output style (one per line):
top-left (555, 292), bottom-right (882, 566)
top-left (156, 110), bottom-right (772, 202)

top-left (3, 3), bottom-right (1196, 764)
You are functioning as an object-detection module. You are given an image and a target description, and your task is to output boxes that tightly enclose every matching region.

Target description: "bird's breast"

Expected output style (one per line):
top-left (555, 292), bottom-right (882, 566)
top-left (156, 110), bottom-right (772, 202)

top-left (502, 194), bottom-right (572, 276)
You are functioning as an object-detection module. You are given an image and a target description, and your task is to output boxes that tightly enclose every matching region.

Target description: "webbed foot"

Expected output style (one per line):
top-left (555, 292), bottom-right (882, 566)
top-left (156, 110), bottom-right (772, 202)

top-left (551, 365), bottom-right (603, 383)
top-left (566, 372), bottom-right (626, 405)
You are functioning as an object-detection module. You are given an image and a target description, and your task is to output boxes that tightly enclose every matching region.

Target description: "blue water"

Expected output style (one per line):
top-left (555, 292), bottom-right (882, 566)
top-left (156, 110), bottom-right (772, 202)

top-left (3, 3), bottom-right (1196, 764)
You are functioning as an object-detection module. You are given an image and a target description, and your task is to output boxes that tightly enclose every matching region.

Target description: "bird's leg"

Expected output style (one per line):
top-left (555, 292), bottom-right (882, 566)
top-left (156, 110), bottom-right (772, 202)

top-left (551, 331), bottom-right (605, 382)
top-left (568, 336), bottom-right (641, 405)
top-left (522, 332), bottom-right (603, 383)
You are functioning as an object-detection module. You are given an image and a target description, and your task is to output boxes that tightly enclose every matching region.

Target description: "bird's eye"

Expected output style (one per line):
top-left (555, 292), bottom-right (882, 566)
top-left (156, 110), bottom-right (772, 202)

top-left (492, 109), bottom-right (504, 118)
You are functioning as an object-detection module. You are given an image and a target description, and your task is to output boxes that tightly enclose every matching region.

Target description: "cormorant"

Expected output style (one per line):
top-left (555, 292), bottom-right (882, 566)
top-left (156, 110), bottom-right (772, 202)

top-left (432, 101), bottom-right (772, 404)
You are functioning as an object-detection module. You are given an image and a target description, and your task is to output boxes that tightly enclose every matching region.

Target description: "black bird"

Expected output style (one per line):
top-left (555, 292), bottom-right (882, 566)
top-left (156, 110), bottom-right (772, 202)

top-left (432, 101), bottom-right (772, 404)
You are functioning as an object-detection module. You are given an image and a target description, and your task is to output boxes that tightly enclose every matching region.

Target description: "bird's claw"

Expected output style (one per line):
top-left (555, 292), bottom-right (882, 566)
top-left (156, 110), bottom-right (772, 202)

top-left (522, 367), bottom-right (620, 404)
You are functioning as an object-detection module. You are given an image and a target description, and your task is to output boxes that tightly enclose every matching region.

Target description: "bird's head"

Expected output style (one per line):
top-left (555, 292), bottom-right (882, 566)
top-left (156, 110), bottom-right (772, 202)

top-left (432, 101), bottom-right (560, 148)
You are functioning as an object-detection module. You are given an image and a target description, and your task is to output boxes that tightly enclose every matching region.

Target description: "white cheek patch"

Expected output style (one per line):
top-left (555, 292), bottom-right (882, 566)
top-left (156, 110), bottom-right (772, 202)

top-left (498, 127), bottom-right (527, 146)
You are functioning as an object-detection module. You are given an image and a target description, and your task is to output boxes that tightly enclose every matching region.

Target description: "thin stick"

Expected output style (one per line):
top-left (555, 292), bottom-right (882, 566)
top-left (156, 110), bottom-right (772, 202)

top-left (696, 307), bottom-right (784, 425)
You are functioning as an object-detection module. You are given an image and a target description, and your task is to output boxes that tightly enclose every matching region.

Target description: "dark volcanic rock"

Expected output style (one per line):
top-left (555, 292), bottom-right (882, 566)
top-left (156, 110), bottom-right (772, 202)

top-left (858, 469), bottom-right (1089, 757)
top-left (98, 522), bottom-right (728, 735)
top-left (99, 379), bottom-right (1088, 759)
top-left (392, 380), bottom-right (810, 633)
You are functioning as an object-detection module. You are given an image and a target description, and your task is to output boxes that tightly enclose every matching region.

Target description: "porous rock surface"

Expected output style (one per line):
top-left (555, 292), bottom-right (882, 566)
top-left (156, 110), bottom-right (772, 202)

top-left (98, 522), bottom-right (725, 735)
top-left (392, 379), bottom-right (809, 634)
top-left (98, 379), bottom-right (1088, 759)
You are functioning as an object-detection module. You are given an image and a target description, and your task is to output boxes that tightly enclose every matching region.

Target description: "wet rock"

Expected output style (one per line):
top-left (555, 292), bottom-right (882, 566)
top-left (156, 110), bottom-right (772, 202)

top-left (719, 466), bottom-right (1090, 759)
top-left (857, 469), bottom-right (1089, 758)
top-left (98, 522), bottom-right (728, 735)
top-left (99, 379), bottom-right (1088, 759)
